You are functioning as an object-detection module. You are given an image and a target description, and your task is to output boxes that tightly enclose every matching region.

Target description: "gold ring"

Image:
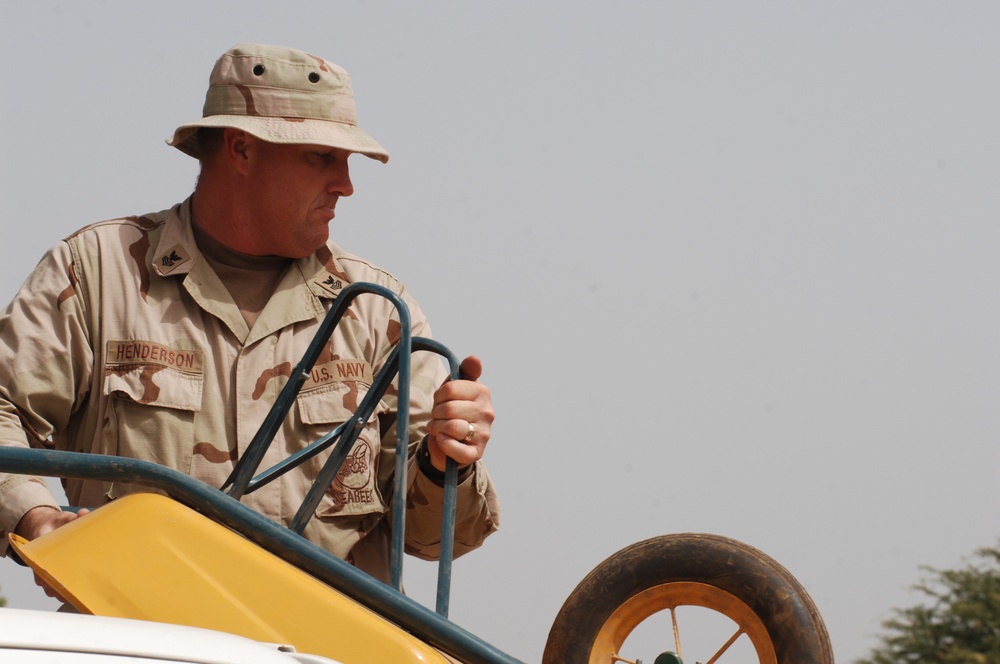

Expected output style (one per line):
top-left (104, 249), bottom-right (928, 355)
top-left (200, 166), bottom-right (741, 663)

top-left (463, 422), bottom-right (476, 443)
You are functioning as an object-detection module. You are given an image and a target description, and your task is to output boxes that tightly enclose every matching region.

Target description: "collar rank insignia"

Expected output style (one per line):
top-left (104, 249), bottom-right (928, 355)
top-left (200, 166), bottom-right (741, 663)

top-left (316, 275), bottom-right (345, 296)
top-left (161, 251), bottom-right (183, 267)
top-left (155, 244), bottom-right (192, 275)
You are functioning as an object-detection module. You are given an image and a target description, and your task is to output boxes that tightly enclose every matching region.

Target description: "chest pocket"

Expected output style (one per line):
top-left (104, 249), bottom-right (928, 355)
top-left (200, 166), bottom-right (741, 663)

top-left (296, 381), bottom-right (389, 520)
top-left (103, 366), bottom-right (204, 499)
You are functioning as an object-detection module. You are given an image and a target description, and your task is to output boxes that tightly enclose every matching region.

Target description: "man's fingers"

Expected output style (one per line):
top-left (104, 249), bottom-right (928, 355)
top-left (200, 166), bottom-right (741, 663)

top-left (428, 432), bottom-right (484, 468)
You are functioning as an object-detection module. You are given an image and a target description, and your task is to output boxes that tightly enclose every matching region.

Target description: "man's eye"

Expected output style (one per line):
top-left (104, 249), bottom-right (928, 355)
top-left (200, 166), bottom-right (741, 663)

top-left (309, 149), bottom-right (349, 166)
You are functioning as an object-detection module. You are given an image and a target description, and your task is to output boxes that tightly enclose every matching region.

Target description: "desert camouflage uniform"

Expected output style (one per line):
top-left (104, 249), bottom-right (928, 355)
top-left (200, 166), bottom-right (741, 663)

top-left (0, 199), bottom-right (499, 581)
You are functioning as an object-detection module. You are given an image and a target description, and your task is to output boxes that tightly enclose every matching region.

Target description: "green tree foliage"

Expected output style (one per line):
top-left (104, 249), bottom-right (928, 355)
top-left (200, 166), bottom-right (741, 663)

top-left (857, 544), bottom-right (1000, 663)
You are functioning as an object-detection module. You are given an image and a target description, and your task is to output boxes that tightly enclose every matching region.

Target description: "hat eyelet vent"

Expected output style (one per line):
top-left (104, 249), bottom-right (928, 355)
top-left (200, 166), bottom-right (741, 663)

top-left (308, 72), bottom-right (320, 83)
top-left (253, 64), bottom-right (266, 76)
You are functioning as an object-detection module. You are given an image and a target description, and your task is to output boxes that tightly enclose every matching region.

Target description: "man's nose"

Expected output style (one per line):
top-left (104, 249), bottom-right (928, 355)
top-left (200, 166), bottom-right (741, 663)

top-left (329, 162), bottom-right (354, 197)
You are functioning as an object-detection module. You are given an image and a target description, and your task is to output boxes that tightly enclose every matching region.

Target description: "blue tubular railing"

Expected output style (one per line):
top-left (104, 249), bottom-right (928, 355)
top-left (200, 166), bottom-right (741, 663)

top-left (218, 282), bottom-right (455, 600)
top-left (0, 448), bottom-right (521, 664)
top-left (221, 282), bottom-right (412, 507)
top-left (0, 281), bottom-right (518, 662)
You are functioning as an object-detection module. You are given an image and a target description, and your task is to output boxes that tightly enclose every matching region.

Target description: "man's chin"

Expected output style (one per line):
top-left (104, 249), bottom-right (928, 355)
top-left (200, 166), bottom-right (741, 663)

top-left (295, 230), bottom-right (330, 258)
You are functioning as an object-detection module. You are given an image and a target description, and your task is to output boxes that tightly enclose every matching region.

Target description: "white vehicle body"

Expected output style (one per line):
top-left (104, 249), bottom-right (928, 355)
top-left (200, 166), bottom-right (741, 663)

top-left (0, 608), bottom-right (343, 663)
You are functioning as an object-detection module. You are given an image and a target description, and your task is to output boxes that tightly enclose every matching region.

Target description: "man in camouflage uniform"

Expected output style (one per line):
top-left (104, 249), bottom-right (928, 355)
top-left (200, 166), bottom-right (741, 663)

top-left (0, 43), bottom-right (499, 586)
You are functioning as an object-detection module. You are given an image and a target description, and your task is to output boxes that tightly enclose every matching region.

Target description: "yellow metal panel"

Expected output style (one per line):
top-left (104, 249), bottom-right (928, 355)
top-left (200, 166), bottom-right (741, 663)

top-left (10, 493), bottom-right (451, 664)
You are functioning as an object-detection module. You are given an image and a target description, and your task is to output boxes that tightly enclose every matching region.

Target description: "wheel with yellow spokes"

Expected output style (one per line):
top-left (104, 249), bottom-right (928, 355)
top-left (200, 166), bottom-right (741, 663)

top-left (542, 534), bottom-right (833, 664)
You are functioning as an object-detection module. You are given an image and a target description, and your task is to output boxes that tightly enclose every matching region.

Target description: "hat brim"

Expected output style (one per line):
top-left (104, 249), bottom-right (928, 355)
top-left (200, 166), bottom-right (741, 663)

top-left (167, 115), bottom-right (389, 163)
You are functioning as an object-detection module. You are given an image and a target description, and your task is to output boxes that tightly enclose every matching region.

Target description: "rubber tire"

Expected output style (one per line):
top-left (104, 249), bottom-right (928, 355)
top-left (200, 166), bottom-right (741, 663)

top-left (542, 533), bottom-right (834, 664)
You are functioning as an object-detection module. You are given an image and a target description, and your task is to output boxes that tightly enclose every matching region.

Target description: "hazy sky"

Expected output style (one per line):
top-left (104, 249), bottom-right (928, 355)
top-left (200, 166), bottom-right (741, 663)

top-left (3, 2), bottom-right (1000, 662)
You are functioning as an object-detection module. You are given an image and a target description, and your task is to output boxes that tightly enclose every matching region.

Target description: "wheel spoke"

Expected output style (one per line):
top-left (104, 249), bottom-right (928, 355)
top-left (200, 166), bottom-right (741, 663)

top-left (670, 607), bottom-right (683, 660)
top-left (704, 626), bottom-right (745, 664)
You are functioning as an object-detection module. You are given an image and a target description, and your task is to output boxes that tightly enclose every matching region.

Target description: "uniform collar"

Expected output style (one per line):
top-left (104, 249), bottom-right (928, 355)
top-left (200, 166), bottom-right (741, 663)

top-left (150, 198), bottom-right (200, 278)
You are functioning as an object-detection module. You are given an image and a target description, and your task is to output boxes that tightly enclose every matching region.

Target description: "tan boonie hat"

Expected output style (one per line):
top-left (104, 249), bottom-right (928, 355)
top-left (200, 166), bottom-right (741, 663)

top-left (167, 43), bottom-right (388, 163)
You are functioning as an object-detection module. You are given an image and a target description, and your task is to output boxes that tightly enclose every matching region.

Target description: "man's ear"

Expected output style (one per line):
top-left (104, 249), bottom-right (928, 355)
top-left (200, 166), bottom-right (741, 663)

top-left (223, 128), bottom-right (252, 174)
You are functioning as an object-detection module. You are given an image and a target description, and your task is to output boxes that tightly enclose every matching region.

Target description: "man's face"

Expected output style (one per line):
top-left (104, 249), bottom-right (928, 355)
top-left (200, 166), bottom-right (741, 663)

top-left (239, 138), bottom-right (355, 258)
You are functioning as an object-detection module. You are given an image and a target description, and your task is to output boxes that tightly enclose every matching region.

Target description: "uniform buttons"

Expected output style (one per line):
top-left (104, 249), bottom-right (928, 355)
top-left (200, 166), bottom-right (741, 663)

top-left (253, 64), bottom-right (265, 76)
top-left (308, 72), bottom-right (320, 83)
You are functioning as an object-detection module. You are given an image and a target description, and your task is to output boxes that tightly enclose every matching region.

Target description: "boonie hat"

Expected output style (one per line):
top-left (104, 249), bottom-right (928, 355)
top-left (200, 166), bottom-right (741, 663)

top-left (167, 43), bottom-right (388, 163)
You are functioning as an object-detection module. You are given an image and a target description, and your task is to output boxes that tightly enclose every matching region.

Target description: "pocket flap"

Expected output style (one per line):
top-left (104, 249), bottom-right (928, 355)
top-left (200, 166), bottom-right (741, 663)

top-left (104, 366), bottom-right (203, 412)
top-left (297, 382), bottom-right (386, 426)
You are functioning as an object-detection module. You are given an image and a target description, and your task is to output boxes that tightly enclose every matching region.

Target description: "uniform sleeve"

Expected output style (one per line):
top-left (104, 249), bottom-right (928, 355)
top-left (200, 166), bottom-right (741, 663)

top-left (381, 284), bottom-right (500, 561)
top-left (404, 457), bottom-right (500, 560)
top-left (0, 241), bottom-right (94, 547)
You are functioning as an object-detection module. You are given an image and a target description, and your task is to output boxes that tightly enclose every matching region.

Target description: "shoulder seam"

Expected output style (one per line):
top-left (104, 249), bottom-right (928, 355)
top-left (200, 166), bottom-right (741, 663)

top-left (64, 215), bottom-right (167, 242)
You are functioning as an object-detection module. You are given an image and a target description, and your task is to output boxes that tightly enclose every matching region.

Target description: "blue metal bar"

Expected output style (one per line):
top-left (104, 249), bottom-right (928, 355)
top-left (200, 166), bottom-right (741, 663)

top-left (0, 447), bottom-right (522, 664)
top-left (411, 338), bottom-right (463, 619)
top-left (389, 310), bottom-right (412, 593)
top-left (242, 422), bottom-right (347, 493)
top-left (437, 458), bottom-right (459, 618)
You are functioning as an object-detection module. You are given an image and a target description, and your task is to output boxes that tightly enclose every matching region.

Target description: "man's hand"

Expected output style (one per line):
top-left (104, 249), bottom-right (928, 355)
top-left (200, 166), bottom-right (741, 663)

top-left (14, 505), bottom-right (91, 599)
top-left (15, 505), bottom-right (88, 541)
top-left (424, 356), bottom-right (494, 471)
